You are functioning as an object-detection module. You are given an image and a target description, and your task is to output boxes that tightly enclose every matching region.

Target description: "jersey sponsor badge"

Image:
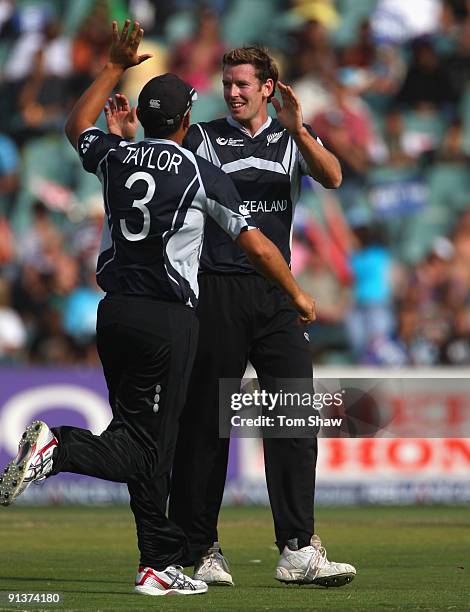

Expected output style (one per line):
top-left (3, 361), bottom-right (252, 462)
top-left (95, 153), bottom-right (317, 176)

top-left (80, 133), bottom-right (98, 155)
top-left (239, 204), bottom-right (251, 217)
top-left (216, 137), bottom-right (244, 147)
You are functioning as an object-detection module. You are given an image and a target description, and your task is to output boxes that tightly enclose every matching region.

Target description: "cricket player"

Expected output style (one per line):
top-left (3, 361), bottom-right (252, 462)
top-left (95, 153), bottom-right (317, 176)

top-left (0, 23), bottom-right (316, 597)
top-left (168, 46), bottom-right (356, 587)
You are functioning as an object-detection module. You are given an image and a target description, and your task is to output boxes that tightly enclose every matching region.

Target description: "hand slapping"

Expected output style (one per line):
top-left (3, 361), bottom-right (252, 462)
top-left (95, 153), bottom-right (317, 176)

top-left (271, 81), bottom-right (303, 136)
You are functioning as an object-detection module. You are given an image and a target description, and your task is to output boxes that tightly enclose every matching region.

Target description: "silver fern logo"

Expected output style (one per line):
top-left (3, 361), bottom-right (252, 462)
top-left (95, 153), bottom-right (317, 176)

top-left (267, 130), bottom-right (284, 145)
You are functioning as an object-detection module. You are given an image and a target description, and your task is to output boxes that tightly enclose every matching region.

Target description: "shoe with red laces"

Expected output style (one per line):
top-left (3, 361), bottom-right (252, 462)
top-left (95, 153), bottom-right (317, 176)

top-left (134, 565), bottom-right (208, 596)
top-left (0, 420), bottom-right (58, 506)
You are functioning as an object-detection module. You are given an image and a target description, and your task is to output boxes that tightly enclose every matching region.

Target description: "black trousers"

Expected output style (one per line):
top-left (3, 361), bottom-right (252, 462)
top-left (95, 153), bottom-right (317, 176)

top-left (51, 294), bottom-right (199, 570)
top-left (169, 274), bottom-right (317, 563)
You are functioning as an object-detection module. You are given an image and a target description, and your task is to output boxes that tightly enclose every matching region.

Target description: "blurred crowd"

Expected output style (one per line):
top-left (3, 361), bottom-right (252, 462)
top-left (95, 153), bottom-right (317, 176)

top-left (0, 0), bottom-right (469, 366)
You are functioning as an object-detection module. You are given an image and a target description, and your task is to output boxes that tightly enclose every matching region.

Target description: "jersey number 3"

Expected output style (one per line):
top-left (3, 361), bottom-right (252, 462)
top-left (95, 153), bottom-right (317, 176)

top-left (120, 171), bottom-right (156, 241)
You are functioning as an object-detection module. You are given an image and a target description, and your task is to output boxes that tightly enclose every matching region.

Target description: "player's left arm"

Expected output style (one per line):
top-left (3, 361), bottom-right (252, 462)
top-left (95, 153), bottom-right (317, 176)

top-left (272, 81), bottom-right (342, 188)
top-left (65, 19), bottom-right (152, 148)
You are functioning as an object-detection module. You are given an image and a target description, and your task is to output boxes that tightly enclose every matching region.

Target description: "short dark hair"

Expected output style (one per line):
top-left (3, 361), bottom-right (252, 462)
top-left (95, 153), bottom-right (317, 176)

top-left (222, 46), bottom-right (279, 98)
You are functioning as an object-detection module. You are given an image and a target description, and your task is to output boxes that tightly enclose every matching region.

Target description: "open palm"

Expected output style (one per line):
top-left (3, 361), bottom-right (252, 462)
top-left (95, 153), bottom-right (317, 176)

top-left (271, 81), bottom-right (303, 135)
top-left (109, 19), bottom-right (152, 69)
top-left (105, 93), bottom-right (138, 139)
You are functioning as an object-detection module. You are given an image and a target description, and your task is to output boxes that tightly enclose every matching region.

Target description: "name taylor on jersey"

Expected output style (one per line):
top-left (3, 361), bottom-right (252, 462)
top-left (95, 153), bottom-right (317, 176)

top-left (122, 144), bottom-right (183, 174)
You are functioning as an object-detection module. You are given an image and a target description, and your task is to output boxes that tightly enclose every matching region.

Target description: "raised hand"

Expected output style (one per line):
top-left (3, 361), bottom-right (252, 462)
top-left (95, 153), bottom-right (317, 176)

top-left (104, 93), bottom-right (138, 139)
top-left (109, 19), bottom-right (153, 69)
top-left (271, 81), bottom-right (303, 136)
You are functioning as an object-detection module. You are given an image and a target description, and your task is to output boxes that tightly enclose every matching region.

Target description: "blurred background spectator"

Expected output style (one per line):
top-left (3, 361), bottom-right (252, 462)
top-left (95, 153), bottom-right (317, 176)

top-left (0, 0), bottom-right (469, 366)
top-left (169, 7), bottom-right (225, 93)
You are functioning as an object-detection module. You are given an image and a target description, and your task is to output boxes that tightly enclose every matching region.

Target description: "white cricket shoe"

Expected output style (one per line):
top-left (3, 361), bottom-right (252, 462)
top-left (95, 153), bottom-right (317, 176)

top-left (276, 535), bottom-right (356, 587)
top-left (0, 420), bottom-right (57, 506)
top-left (134, 565), bottom-right (208, 596)
top-left (193, 542), bottom-right (234, 586)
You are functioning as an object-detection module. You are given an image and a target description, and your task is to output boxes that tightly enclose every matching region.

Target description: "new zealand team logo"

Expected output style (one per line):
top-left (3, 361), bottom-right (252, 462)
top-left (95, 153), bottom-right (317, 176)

top-left (267, 130), bottom-right (284, 146)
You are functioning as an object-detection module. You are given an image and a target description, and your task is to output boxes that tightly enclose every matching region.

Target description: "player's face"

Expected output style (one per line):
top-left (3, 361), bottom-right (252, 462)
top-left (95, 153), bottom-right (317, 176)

top-left (222, 64), bottom-right (272, 124)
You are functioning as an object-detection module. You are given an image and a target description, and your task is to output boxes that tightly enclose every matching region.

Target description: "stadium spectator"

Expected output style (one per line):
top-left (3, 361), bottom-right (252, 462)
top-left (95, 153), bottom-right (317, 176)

top-left (441, 305), bottom-right (470, 364)
top-left (71, 7), bottom-right (113, 87)
top-left (18, 18), bottom-right (73, 135)
top-left (16, 201), bottom-right (63, 275)
top-left (395, 38), bottom-right (455, 110)
top-left (443, 17), bottom-right (470, 101)
top-left (311, 76), bottom-right (377, 224)
top-left (366, 304), bottom-right (419, 366)
top-left (286, 18), bottom-right (336, 81)
top-left (0, 131), bottom-right (19, 217)
top-left (396, 236), bottom-right (457, 364)
top-left (0, 133), bottom-right (21, 272)
top-left (288, 0), bottom-right (340, 32)
top-left (340, 20), bottom-right (375, 69)
top-left (0, 2), bottom-right (55, 131)
top-left (345, 225), bottom-right (396, 362)
top-left (381, 108), bottom-right (418, 165)
top-left (291, 188), bottom-right (353, 363)
top-left (436, 119), bottom-right (468, 163)
top-left (0, 132), bottom-right (18, 265)
top-left (295, 245), bottom-right (352, 361)
top-left (0, 277), bottom-right (26, 363)
top-left (169, 8), bottom-right (225, 93)
top-left (62, 265), bottom-right (102, 363)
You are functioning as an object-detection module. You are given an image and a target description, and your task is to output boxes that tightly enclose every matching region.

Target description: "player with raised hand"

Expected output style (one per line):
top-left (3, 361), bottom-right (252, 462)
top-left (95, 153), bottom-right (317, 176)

top-left (0, 22), bottom-right (316, 597)
top-left (162, 46), bottom-right (356, 588)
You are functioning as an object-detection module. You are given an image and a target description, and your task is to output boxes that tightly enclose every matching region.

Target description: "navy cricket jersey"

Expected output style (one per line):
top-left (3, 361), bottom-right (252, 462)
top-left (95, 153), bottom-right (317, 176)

top-left (183, 116), bottom-right (321, 274)
top-left (77, 127), bottom-right (251, 307)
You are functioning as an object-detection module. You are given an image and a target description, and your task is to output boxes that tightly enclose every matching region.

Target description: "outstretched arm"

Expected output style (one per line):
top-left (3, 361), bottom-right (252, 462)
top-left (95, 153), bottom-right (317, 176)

top-left (271, 81), bottom-right (342, 189)
top-left (65, 19), bottom-right (152, 148)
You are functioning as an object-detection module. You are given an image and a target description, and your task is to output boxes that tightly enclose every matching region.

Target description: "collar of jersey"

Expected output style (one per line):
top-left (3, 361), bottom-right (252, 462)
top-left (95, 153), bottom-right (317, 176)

top-left (226, 116), bottom-right (272, 138)
top-left (143, 138), bottom-right (182, 147)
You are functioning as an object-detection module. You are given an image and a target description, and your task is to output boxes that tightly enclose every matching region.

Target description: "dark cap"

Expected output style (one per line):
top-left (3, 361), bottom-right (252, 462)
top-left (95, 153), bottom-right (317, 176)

top-left (137, 73), bottom-right (197, 130)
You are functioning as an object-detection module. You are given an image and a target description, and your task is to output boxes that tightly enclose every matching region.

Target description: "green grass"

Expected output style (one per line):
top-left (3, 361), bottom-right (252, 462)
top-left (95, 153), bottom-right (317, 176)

top-left (0, 505), bottom-right (469, 611)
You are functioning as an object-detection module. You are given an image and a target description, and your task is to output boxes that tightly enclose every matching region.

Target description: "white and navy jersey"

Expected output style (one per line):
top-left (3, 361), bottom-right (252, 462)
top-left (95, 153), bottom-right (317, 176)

top-left (183, 116), bottom-right (321, 274)
top-left (77, 127), bottom-right (251, 307)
